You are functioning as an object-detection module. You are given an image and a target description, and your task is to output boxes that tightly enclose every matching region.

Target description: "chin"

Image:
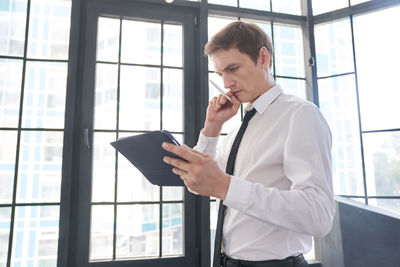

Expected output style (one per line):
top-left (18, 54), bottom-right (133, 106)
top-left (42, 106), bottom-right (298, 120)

top-left (234, 93), bottom-right (245, 103)
top-left (238, 95), bottom-right (250, 103)
top-left (237, 97), bottom-right (246, 103)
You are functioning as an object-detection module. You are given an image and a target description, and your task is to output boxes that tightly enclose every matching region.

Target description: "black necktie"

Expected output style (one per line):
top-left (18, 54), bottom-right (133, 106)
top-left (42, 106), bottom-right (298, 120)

top-left (213, 108), bottom-right (257, 267)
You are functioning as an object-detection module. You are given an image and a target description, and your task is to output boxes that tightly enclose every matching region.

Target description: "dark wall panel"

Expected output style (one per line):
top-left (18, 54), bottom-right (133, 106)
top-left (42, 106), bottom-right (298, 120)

top-left (339, 201), bottom-right (400, 267)
top-left (316, 198), bottom-right (400, 267)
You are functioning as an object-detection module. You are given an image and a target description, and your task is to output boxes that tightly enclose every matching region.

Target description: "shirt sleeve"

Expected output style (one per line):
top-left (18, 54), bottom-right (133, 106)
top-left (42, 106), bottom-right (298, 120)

top-left (223, 104), bottom-right (335, 237)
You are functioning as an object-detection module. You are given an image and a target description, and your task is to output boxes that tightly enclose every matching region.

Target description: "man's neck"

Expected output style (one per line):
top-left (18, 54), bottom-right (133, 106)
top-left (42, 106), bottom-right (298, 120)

top-left (250, 73), bottom-right (276, 104)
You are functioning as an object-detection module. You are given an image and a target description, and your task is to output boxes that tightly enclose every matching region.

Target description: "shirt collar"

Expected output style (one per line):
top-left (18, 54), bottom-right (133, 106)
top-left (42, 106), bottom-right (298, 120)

top-left (246, 84), bottom-right (283, 115)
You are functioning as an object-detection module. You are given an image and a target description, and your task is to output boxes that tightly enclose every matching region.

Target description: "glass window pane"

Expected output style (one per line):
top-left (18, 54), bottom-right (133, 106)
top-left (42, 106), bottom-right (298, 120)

top-left (208, 72), bottom-right (241, 134)
top-left (162, 203), bottom-right (183, 256)
top-left (97, 17), bottom-right (120, 62)
top-left (163, 187), bottom-right (183, 202)
top-left (27, 0), bottom-right (71, 60)
top-left (0, 207), bottom-right (11, 266)
top-left (363, 131), bottom-right (400, 197)
top-left (116, 204), bottom-right (160, 259)
top-left (351, 0), bottom-right (370, 5)
top-left (22, 61), bottom-right (68, 129)
top-left (208, 16), bottom-right (237, 72)
top-left (119, 66), bottom-right (160, 131)
top-left (11, 206), bottom-right (59, 266)
top-left (315, 18), bottom-right (354, 77)
top-left (162, 134), bottom-right (183, 201)
top-left (16, 131), bottom-right (63, 203)
top-left (276, 78), bottom-right (306, 100)
top-left (318, 75), bottom-right (364, 196)
top-left (90, 205), bottom-right (114, 261)
top-left (163, 24), bottom-right (182, 67)
top-left (121, 20), bottom-right (161, 65)
top-left (208, 16), bottom-right (237, 40)
top-left (304, 240), bottom-right (315, 261)
top-left (312, 0), bottom-right (348, 16)
top-left (0, 58), bottom-right (23, 127)
top-left (92, 132), bottom-right (115, 202)
top-left (163, 68), bottom-right (183, 132)
top-left (0, 131), bottom-right (17, 204)
top-left (272, 0), bottom-right (301, 15)
top-left (273, 24), bottom-right (304, 78)
top-left (210, 200), bottom-right (217, 233)
top-left (117, 132), bottom-right (159, 202)
top-left (0, 0), bottom-right (27, 57)
top-left (239, 0), bottom-right (270, 11)
top-left (207, 0), bottom-right (236, 7)
top-left (210, 200), bottom-right (217, 266)
top-left (353, 6), bottom-right (400, 131)
top-left (94, 63), bottom-right (118, 130)
top-left (240, 18), bottom-right (271, 37)
top-left (117, 156), bottom-right (160, 202)
top-left (369, 199), bottom-right (400, 215)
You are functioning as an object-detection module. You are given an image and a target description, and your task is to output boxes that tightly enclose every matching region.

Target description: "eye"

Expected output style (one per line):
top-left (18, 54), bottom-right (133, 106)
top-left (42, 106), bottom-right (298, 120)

top-left (229, 66), bottom-right (239, 72)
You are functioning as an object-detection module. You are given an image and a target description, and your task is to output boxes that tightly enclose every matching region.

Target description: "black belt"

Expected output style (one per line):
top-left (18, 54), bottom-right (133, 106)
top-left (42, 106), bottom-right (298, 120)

top-left (220, 253), bottom-right (307, 267)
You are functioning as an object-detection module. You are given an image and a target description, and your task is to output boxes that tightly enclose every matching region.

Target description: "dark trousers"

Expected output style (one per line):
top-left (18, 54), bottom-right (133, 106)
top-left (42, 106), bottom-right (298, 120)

top-left (220, 253), bottom-right (309, 267)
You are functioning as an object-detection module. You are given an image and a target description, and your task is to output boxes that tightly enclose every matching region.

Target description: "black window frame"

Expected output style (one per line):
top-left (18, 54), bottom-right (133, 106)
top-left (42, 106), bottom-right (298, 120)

top-left (313, 0), bottom-right (400, 205)
top-left (37, 0), bottom-right (400, 267)
top-left (59, 0), bottom-right (209, 267)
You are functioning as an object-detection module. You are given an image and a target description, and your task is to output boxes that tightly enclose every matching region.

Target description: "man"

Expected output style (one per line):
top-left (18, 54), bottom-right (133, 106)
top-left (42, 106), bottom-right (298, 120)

top-left (162, 21), bottom-right (335, 267)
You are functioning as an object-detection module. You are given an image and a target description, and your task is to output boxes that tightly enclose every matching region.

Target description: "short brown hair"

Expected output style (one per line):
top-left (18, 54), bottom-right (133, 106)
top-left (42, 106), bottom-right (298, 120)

top-left (204, 21), bottom-right (273, 68)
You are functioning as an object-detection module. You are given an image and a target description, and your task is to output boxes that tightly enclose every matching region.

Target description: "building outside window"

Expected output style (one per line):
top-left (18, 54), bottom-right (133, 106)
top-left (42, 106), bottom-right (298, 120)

top-left (0, 0), bottom-right (71, 266)
top-left (315, 4), bottom-right (400, 213)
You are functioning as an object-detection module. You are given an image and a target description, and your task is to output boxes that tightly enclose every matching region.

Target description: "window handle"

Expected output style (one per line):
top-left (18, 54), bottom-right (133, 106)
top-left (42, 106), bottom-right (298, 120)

top-left (84, 128), bottom-right (90, 149)
top-left (308, 56), bottom-right (315, 67)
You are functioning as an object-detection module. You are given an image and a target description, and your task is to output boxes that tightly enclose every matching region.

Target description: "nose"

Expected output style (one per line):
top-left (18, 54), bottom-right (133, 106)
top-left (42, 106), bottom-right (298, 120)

top-left (222, 74), bottom-right (235, 90)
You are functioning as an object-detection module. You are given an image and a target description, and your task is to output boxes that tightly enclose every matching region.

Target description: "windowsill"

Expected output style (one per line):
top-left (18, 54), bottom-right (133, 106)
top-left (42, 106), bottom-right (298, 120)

top-left (307, 260), bottom-right (322, 267)
top-left (335, 195), bottom-right (400, 220)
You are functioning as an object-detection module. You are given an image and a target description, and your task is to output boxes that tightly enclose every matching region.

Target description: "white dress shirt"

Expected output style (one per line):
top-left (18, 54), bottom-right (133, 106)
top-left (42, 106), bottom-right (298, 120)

top-left (194, 84), bottom-right (335, 261)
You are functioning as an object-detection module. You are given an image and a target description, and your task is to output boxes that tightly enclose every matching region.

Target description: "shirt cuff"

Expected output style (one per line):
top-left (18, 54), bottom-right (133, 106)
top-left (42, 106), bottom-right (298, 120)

top-left (195, 131), bottom-right (219, 153)
top-left (223, 176), bottom-right (252, 210)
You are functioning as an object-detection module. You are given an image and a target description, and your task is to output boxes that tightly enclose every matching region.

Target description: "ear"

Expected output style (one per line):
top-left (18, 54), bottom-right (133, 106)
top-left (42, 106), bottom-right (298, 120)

top-left (258, 47), bottom-right (271, 69)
